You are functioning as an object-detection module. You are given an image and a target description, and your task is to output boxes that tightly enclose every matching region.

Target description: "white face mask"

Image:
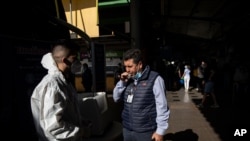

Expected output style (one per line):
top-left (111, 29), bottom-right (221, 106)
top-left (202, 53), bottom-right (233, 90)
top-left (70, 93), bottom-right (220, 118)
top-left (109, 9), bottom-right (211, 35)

top-left (70, 60), bottom-right (82, 74)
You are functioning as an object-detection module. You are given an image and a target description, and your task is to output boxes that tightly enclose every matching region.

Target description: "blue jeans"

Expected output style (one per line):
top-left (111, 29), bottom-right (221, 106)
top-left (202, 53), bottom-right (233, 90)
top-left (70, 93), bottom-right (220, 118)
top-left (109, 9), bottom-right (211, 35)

top-left (123, 128), bottom-right (154, 141)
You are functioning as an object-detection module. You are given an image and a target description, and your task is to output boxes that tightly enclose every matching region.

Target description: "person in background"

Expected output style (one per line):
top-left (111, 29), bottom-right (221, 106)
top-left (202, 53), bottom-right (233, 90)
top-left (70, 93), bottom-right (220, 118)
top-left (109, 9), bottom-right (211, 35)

top-left (176, 61), bottom-right (184, 90)
top-left (81, 63), bottom-right (93, 92)
top-left (197, 60), bottom-right (219, 108)
top-left (30, 39), bottom-right (91, 141)
top-left (113, 48), bottom-right (170, 141)
top-left (196, 61), bottom-right (205, 92)
top-left (181, 65), bottom-right (191, 92)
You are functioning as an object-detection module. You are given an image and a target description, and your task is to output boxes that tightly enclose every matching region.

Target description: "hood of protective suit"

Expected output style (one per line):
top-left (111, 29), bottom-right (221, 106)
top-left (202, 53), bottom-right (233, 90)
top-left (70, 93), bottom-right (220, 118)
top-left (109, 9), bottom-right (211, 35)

top-left (41, 53), bottom-right (60, 74)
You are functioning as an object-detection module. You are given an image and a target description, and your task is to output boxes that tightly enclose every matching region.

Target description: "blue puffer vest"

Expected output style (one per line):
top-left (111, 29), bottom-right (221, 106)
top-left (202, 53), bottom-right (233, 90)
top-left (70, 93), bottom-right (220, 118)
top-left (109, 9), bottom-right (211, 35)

top-left (122, 66), bottom-right (159, 132)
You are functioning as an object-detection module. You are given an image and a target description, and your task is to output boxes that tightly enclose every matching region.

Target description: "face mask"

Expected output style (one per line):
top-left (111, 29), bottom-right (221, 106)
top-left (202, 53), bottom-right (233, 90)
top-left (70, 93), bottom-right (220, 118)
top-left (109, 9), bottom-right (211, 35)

top-left (133, 72), bottom-right (142, 80)
top-left (133, 63), bottom-right (142, 80)
top-left (71, 60), bottom-right (82, 74)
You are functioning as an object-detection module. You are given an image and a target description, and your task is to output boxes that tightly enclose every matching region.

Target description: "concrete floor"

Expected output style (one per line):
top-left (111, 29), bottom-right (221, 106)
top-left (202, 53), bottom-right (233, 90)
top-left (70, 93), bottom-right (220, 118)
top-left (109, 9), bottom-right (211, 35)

top-left (165, 88), bottom-right (221, 141)
top-left (107, 86), bottom-right (248, 141)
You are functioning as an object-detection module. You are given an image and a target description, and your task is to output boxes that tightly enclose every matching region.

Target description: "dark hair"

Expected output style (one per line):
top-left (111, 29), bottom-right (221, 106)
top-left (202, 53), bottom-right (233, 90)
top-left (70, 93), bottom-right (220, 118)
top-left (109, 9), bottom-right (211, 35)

top-left (51, 39), bottom-right (80, 63)
top-left (123, 48), bottom-right (143, 64)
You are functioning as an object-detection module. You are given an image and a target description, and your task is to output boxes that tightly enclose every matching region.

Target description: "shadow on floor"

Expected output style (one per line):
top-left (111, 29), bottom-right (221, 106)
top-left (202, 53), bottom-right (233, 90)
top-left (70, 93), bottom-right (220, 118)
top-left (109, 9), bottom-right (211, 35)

top-left (192, 96), bottom-right (249, 141)
top-left (164, 129), bottom-right (199, 141)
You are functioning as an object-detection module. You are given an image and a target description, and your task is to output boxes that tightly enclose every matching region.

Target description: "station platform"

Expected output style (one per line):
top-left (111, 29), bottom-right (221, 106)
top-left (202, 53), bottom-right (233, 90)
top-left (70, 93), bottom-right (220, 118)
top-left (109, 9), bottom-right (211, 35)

top-left (164, 88), bottom-right (223, 141)
top-left (107, 87), bottom-right (249, 141)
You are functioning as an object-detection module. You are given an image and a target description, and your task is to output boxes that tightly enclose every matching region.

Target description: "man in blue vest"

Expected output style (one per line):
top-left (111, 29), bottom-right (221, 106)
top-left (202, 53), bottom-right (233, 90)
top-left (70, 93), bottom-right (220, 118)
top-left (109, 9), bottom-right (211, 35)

top-left (113, 48), bottom-right (170, 141)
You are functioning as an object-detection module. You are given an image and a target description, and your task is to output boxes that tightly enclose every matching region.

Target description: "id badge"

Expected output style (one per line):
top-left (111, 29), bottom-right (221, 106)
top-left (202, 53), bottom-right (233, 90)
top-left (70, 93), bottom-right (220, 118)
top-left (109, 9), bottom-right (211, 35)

top-left (127, 94), bottom-right (133, 103)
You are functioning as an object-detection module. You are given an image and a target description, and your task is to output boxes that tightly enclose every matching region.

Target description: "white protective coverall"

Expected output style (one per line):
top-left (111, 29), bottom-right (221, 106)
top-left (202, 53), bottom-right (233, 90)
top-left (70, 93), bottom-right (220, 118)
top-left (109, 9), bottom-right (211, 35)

top-left (30, 53), bottom-right (83, 141)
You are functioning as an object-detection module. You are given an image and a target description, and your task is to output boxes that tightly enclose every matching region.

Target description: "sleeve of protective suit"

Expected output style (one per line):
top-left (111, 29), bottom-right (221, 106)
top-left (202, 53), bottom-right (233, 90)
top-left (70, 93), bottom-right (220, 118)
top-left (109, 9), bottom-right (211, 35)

top-left (40, 82), bottom-right (82, 140)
